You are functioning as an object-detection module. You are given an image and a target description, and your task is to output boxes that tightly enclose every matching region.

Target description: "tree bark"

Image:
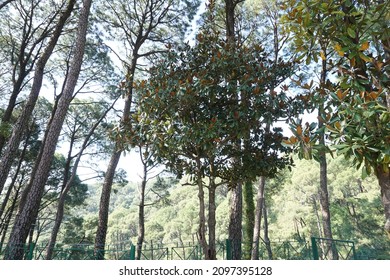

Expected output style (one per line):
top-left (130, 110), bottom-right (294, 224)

top-left (4, 0), bottom-right (91, 260)
top-left (208, 179), bottom-right (217, 260)
top-left (94, 61), bottom-right (134, 259)
top-left (196, 156), bottom-right (209, 259)
top-left (228, 181), bottom-right (242, 260)
top-left (263, 199), bottom-right (273, 260)
top-left (251, 176), bottom-right (265, 260)
top-left (136, 161), bottom-right (147, 260)
top-left (93, 0), bottom-right (174, 259)
top-left (376, 165), bottom-right (390, 235)
top-left (317, 46), bottom-right (337, 259)
top-left (0, 185), bottom-right (21, 252)
top-left (94, 150), bottom-right (121, 260)
top-left (312, 195), bottom-right (323, 238)
top-left (0, 123), bottom-right (31, 222)
top-left (0, 0), bottom-right (76, 197)
top-left (225, 0), bottom-right (243, 260)
top-left (243, 181), bottom-right (255, 259)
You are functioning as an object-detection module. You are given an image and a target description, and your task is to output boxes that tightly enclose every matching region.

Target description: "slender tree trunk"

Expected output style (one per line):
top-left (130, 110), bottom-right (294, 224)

top-left (228, 181), bottom-right (242, 260)
top-left (4, 0), bottom-right (91, 260)
top-left (312, 195), bottom-right (323, 238)
top-left (0, 123), bottom-right (31, 220)
top-left (195, 156), bottom-right (208, 260)
top-left (251, 176), bottom-right (265, 259)
top-left (225, 0), bottom-right (236, 42)
top-left (0, 0), bottom-right (76, 197)
top-left (318, 49), bottom-right (337, 259)
top-left (263, 200), bottom-right (272, 260)
top-left (208, 180), bottom-right (217, 260)
top-left (136, 164), bottom-right (147, 260)
top-left (243, 181), bottom-right (255, 260)
top-left (318, 145), bottom-right (334, 241)
top-left (94, 150), bottom-right (121, 260)
top-left (0, 185), bottom-right (21, 251)
top-left (94, 55), bottom-right (135, 260)
top-left (225, 0), bottom-right (243, 260)
top-left (376, 165), bottom-right (390, 236)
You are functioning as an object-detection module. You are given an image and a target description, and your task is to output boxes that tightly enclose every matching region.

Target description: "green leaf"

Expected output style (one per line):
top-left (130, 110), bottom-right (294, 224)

top-left (347, 27), bottom-right (356, 38)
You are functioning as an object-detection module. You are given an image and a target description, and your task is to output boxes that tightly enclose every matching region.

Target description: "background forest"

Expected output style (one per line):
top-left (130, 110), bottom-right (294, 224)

top-left (0, 0), bottom-right (389, 260)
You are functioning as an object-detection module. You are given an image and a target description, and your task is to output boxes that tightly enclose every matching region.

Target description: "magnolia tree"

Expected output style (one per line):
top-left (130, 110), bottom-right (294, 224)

top-left (282, 0), bottom-right (390, 236)
top-left (124, 28), bottom-right (305, 259)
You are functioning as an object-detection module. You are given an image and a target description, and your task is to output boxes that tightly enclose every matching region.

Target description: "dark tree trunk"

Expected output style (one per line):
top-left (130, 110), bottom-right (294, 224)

top-left (4, 0), bottom-right (91, 260)
top-left (208, 180), bottom-right (217, 260)
top-left (243, 181), bottom-right (255, 259)
top-left (228, 181), bottom-right (242, 260)
top-left (0, 125), bottom-right (30, 221)
top-left (0, 185), bottom-right (21, 252)
top-left (94, 150), bottom-right (121, 260)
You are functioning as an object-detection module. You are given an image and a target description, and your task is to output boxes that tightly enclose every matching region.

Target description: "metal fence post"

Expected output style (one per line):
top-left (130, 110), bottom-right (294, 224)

top-left (311, 237), bottom-right (319, 260)
top-left (27, 242), bottom-right (35, 260)
top-left (129, 244), bottom-right (135, 260)
top-left (351, 241), bottom-right (357, 260)
top-left (226, 239), bottom-right (232, 260)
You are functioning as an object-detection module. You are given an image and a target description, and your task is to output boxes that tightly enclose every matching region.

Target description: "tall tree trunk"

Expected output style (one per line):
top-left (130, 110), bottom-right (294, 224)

top-left (312, 195), bottom-right (323, 238)
top-left (228, 181), bottom-right (242, 260)
top-left (376, 165), bottom-right (390, 236)
top-left (136, 163), bottom-right (147, 260)
top-left (225, 0), bottom-right (243, 260)
top-left (208, 178), bottom-right (217, 260)
top-left (0, 0), bottom-right (76, 197)
top-left (243, 181), bottom-right (255, 260)
top-left (94, 65), bottom-right (134, 259)
top-left (25, 217), bottom-right (37, 260)
top-left (93, 0), bottom-right (179, 255)
top-left (0, 185), bottom-right (21, 252)
top-left (317, 139), bottom-right (332, 238)
top-left (251, 176), bottom-right (265, 259)
top-left (318, 49), bottom-right (337, 259)
top-left (263, 199), bottom-right (272, 260)
top-left (195, 156), bottom-right (208, 259)
top-left (0, 123), bottom-right (31, 221)
top-left (94, 150), bottom-right (121, 260)
top-left (4, 0), bottom-right (91, 260)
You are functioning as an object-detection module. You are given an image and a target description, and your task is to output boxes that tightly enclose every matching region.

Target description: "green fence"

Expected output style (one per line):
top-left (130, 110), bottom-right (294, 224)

top-left (228, 239), bottom-right (312, 260)
top-left (0, 242), bottom-right (136, 260)
top-left (310, 237), bottom-right (357, 260)
top-left (0, 237), bottom-right (364, 260)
